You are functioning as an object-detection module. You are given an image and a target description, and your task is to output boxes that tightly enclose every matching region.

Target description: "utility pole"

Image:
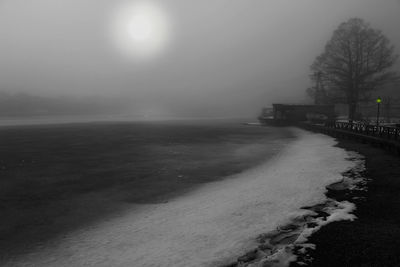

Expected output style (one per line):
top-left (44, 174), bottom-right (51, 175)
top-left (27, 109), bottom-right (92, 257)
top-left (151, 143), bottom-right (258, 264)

top-left (376, 97), bottom-right (381, 126)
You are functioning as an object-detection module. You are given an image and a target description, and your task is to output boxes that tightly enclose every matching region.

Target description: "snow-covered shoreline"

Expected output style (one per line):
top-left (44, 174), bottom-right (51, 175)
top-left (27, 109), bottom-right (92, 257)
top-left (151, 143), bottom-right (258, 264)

top-left (228, 150), bottom-right (366, 267)
top-left (6, 128), bottom-right (361, 267)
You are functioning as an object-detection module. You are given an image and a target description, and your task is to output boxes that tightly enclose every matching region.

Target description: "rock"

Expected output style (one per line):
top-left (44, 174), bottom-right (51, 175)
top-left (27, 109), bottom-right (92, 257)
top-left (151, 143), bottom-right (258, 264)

top-left (278, 223), bottom-right (299, 232)
top-left (270, 232), bottom-right (300, 245)
top-left (257, 230), bottom-right (280, 243)
top-left (258, 243), bottom-right (273, 251)
top-left (238, 249), bottom-right (258, 263)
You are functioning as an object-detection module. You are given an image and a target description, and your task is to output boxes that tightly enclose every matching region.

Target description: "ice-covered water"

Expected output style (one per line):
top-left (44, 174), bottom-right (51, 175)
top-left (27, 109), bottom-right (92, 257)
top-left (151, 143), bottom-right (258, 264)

top-left (7, 129), bottom-right (357, 267)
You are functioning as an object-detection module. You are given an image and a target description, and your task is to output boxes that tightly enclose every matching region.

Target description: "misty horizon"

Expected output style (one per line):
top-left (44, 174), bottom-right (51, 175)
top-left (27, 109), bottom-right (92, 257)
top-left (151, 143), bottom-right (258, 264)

top-left (0, 0), bottom-right (399, 119)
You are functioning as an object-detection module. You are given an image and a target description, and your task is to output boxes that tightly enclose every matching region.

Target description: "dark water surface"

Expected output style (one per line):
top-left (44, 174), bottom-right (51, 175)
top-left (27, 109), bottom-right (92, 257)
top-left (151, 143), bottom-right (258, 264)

top-left (0, 120), bottom-right (295, 260)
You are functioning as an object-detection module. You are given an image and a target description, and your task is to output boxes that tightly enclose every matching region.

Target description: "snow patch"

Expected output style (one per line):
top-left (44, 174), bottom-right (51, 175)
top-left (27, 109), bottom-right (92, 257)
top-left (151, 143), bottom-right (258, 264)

top-left (234, 151), bottom-right (366, 267)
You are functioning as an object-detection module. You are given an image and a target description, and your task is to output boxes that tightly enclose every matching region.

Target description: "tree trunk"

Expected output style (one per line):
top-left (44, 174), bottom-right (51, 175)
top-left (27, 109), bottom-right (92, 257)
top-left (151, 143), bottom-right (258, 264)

top-left (348, 102), bottom-right (357, 122)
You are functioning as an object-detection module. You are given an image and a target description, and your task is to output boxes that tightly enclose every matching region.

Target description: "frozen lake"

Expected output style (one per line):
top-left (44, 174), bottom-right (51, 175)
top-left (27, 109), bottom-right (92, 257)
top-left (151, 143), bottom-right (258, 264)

top-left (3, 128), bottom-right (355, 266)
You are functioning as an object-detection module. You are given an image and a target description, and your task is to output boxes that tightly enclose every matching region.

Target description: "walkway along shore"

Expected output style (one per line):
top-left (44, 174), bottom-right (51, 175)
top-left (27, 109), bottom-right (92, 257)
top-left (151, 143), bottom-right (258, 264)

top-left (298, 123), bottom-right (400, 266)
top-left (306, 137), bottom-right (400, 266)
top-left (300, 121), bottom-right (400, 156)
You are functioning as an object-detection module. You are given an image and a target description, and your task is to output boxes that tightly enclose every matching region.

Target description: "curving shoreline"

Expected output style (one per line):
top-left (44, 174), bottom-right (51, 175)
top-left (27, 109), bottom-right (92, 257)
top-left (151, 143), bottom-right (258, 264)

top-left (224, 151), bottom-right (366, 267)
top-left (305, 138), bottom-right (400, 266)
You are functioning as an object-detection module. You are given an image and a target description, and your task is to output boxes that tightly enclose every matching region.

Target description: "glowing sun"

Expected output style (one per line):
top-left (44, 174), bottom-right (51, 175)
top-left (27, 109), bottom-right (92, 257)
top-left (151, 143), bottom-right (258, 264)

top-left (110, 1), bottom-right (172, 59)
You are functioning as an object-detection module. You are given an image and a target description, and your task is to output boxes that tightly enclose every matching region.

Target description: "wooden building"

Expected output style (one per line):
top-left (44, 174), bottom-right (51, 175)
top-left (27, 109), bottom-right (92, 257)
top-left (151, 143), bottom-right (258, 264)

top-left (259, 104), bottom-right (335, 125)
top-left (273, 104), bottom-right (335, 122)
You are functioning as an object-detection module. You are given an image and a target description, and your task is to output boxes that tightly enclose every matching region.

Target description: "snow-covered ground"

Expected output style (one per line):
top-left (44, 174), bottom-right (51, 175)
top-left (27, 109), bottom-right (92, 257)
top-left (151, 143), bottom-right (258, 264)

top-left (7, 129), bottom-right (357, 267)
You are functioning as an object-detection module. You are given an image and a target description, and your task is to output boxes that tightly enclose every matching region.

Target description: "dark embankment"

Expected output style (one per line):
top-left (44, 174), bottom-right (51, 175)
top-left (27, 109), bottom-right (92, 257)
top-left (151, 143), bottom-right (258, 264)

top-left (306, 139), bottom-right (400, 267)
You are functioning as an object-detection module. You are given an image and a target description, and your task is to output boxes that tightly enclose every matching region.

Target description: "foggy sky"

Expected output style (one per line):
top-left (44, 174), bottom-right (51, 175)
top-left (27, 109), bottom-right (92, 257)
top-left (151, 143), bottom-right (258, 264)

top-left (0, 0), bottom-right (399, 118)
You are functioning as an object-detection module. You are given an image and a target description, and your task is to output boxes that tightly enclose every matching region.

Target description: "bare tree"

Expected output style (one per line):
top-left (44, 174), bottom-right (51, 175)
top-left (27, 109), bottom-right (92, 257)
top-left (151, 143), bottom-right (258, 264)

top-left (307, 71), bottom-right (329, 105)
top-left (311, 18), bottom-right (399, 121)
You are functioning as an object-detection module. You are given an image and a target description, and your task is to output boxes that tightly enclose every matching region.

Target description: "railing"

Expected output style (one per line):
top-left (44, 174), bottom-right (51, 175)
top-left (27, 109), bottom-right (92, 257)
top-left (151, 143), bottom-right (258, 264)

top-left (324, 121), bottom-right (400, 141)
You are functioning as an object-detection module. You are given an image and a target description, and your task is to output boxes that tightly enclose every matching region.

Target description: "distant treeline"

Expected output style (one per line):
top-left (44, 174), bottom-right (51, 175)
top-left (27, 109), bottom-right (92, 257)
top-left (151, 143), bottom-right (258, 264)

top-left (0, 92), bottom-right (131, 117)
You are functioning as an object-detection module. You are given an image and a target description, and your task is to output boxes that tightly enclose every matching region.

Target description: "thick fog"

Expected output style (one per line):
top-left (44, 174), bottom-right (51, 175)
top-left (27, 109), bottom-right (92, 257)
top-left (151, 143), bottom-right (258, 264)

top-left (0, 0), bottom-right (399, 118)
